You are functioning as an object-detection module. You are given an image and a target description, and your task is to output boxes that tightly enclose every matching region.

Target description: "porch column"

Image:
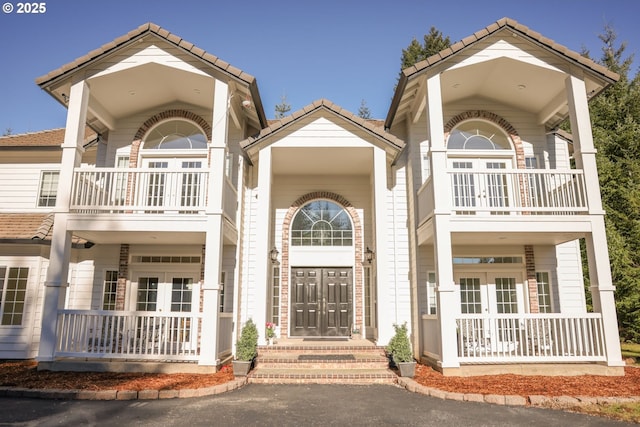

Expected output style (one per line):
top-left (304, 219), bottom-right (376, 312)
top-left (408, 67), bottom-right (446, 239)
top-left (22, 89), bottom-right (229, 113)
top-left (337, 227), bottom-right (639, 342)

top-left (37, 79), bottom-right (89, 361)
top-left (199, 79), bottom-right (229, 365)
top-left (426, 73), bottom-right (459, 368)
top-left (372, 147), bottom-right (392, 344)
top-left (566, 74), bottom-right (623, 367)
top-left (253, 146), bottom-right (273, 345)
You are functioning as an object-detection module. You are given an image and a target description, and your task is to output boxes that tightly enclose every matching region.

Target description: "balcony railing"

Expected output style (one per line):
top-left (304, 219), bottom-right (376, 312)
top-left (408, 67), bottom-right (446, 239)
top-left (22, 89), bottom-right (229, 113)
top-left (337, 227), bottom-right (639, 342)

top-left (455, 313), bottom-right (606, 363)
top-left (70, 168), bottom-right (209, 214)
top-left (55, 310), bottom-right (204, 361)
top-left (417, 169), bottom-right (588, 220)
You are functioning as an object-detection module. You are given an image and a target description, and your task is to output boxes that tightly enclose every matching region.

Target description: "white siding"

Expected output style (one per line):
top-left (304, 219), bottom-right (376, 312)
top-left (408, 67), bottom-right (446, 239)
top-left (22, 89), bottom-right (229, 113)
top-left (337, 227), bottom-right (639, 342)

top-left (0, 247), bottom-right (47, 358)
top-left (0, 165), bottom-right (60, 212)
top-left (554, 240), bottom-right (587, 313)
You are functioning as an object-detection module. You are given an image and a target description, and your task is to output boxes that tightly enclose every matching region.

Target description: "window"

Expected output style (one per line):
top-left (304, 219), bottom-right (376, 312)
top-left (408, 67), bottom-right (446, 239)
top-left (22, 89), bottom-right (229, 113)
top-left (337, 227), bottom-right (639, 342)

top-left (271, 267), bottom-right (280, 324)
top-left (102, 270), bottom-right (118, 310)
top-left (144, 120), bottom-right (207, 150)
top-left (136, 277), bottom-right (158, 311)
top-left (536, 272), bottom-right (552, 313)
top-left (447, 120), bottom-right (512, 150)
top-left (459, 278), bottom-right (481, 314)
top-left (38, 171), bottom-right (59, 207)
top-left (426, 272), bottom-right (437, 315)
top-left (495, 278), bottom-right (518, 314)
top-left (291, 200), bottom-right (353, 246)
top-left (171, 278), bottom-right (193, 312)
top-left (219, 272), bottom-right (226, 313)
top-left (0, 267), bottom-right (28, 326)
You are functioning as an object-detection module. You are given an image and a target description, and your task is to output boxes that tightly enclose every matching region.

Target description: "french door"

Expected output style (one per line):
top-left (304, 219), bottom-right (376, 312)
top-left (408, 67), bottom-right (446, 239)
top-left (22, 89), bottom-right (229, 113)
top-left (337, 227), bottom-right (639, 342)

top-left (133, 272), bottom-right (198, 352)
top-left (141, 158), bottom-right (204, 212)
top-left (450, 159), bottom-right (512, 214)
top-left (456, 272), bottom-right (524, 351)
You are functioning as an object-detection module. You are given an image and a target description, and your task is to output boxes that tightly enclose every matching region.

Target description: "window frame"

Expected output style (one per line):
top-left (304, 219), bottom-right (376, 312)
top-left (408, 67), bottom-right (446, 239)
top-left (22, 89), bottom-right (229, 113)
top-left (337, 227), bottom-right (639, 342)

top-left (0, 266), bottom-right (29, 326)
top-left (37, 170), bottom-right (60, 207)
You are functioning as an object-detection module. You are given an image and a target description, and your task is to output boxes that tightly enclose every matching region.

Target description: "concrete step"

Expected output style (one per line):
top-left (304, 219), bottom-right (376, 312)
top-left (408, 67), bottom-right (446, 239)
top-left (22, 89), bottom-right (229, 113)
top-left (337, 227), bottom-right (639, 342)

top-left (256, 353), bottom-right (389, 370)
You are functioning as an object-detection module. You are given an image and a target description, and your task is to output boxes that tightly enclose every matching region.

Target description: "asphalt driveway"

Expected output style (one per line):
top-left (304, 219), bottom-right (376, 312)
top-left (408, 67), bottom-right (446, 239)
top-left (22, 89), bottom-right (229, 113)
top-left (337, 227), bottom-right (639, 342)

top-left (0, 384), bottom-right (633, 426)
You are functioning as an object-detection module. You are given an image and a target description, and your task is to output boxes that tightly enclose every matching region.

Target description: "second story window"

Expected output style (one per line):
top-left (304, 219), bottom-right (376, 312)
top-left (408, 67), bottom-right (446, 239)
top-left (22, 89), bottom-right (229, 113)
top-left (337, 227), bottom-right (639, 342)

top-left (291, 200), bottom-right (353, 246)
top-left (38, 171), bottom-right (59, 207)
top-left (144, 120), bottom-right (207, 150)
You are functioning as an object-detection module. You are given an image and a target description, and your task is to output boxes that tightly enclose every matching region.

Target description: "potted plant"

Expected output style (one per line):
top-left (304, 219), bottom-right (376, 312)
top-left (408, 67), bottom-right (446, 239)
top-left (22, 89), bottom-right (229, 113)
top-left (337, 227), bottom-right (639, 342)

top-left (265, 322), bottom-right (276, 345)
top-left (351, 326), bottom-right (361, 340)
top-left (386, 322), bottom-right (416, 377)
top-left (233, 319), bottom-right (258, 376)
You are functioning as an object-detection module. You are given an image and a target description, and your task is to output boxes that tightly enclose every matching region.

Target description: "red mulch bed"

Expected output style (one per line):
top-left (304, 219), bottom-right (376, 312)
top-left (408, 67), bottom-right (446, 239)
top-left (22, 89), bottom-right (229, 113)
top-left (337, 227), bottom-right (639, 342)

top-left (413, 364), bottom-right (640, 397)
top-left (2, 360), bottom-right (639, 397)
top-left (0, 361), bottom-right (234, 391)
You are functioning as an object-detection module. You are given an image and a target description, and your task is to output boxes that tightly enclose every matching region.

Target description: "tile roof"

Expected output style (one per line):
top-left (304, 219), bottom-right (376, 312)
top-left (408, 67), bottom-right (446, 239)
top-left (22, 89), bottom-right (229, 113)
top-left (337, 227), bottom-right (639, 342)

top-left (386, 17), bottom-right (620, 128)
top-left (36, 23), bottom-right (260, 87)
top-left (0, 213), bottom-right (88, 246)
top-left (35, 22), bottom-right (267, 129)
top-left (0, 128), bottom-right (97, 148)
top-left (402, 17), bottom-right (619, 83)
top-left (242, 99), bottom-right (404, 152)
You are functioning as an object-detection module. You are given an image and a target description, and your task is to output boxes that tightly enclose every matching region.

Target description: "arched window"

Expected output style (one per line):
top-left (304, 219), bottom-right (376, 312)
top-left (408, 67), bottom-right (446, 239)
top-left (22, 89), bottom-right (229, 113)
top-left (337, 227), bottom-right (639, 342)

top-left (291, 200), bottom-right (353, 246)
top-left (144, 120), bottom-right (207, 149)
top-left (447, 120), bottom-right (511, 150)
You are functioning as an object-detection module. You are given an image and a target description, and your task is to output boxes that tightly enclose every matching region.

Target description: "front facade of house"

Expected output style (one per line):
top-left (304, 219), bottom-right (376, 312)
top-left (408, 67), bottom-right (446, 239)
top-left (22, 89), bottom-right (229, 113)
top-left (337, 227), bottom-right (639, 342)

top-left (0, 18), bottom-right (625, 375)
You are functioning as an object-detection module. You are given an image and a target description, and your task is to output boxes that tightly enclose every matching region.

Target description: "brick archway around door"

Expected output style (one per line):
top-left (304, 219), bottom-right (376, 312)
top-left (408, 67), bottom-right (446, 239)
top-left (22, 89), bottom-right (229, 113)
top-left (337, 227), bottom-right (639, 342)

top-left (444, 110), bottom-right (526, 169)
top-left (279, 191), bottom-right (364, 338)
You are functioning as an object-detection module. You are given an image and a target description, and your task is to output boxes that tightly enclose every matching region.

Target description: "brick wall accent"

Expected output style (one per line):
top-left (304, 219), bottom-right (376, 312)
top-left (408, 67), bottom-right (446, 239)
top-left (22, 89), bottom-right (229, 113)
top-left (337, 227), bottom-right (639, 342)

top-left (525, 245), bottom-right (539, 313)
top-left (443, 110), bottom-right (526, 170)
top-left (115, 244), bottom-right (130, 311)
top-left (279, 192), bottom-right (364, 338)
top-left (133, 109), bottom-right (212, 142)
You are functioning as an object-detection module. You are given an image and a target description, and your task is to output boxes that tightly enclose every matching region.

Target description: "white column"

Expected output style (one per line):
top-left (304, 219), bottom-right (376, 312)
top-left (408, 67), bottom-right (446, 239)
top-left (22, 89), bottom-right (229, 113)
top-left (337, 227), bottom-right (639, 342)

top-left (372, 147), bottom-right (393, 344)
top-left (253, 147), bottom-right (273, 345)
top-left (199, 79), bottom-right (229, 365)
top-left (37, 79), bottom-right (89, 361)
top-left (566, 74), bottom-right (623, 367)
top-left (426, 73), bottom-right (459, 368)
top-left (566, 75), bottom-right (604, 215)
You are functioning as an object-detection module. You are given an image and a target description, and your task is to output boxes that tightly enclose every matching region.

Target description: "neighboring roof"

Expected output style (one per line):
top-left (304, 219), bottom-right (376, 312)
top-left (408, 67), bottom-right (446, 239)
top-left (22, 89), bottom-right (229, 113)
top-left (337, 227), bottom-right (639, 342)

top-left (241, 99), bottom-right (404, 154)
top-left (0, 128), bottom-right (97, 149)
top-left (0, 213), bottom-right (89, 247)
top-left (386, 17), bottom-right (620, 128)
top-left (35, 22), bottom-right (267, 128)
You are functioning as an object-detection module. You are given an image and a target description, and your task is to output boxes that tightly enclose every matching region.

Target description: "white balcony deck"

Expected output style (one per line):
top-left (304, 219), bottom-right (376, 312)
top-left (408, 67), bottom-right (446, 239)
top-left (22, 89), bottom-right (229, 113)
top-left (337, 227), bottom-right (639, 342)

top-left (417, 169), bottom-right (588, 222)
top-left (70, 168), bottom-right (238, 219)
top-left (55, 310), bottom-right (234, 362)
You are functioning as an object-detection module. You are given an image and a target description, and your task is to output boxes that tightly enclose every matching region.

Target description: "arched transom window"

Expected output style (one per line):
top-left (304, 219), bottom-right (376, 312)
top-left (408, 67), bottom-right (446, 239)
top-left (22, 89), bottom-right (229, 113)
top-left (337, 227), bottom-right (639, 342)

top-left (447, 120), bottom-right (512, 150)
top-left (291, 200), bottom-right (353, 246)
top-left (144, 120), bottom-right (208, 150)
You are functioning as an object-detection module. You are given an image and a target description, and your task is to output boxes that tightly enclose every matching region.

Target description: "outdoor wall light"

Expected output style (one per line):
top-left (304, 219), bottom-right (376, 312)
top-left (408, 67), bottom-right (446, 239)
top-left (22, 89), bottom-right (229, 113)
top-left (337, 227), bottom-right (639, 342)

top-left (270, 246), bottom-right (280, 264)
top-left (365, 246), bottom-right (375, 264)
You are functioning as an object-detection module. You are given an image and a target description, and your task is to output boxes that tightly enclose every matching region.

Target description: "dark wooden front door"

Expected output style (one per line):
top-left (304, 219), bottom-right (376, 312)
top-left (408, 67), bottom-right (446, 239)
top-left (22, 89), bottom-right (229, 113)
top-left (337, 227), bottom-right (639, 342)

top-left (290, 267), bottom-right (352, 337)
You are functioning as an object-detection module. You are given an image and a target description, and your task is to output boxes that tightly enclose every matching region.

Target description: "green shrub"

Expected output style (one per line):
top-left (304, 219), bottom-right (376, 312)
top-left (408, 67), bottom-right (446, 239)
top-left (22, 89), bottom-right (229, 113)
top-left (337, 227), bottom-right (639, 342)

top-left (386, 322), bottom-right (414, 364)
top-left (235, 319), bottom-right (258, 361)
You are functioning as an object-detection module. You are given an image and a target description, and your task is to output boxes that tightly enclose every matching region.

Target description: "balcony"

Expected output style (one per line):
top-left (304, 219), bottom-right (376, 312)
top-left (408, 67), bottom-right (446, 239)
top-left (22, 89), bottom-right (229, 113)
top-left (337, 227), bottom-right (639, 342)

top-left (70, 168), bottom-right (238, 219)
top-left (417, 169), bottom-right (588, 222)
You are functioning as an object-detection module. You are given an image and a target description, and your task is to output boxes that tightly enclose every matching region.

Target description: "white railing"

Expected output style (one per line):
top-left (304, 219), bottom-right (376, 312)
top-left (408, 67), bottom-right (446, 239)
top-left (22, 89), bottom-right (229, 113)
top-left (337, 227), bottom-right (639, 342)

top-left (448, 169), bottom-right (587, 214)
top-left (456, 313), bottom-right (606, 362)
top-left (56, 310), bottom-right (202, 361)
top-left (71, 168), bottom-right (209, 214)
top-left (217, 312), bottom-right (234, 359)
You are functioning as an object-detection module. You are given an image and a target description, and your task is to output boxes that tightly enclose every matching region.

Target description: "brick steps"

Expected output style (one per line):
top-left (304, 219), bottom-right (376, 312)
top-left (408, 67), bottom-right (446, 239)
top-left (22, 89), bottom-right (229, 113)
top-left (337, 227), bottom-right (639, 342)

top-left (248, 341), bottom-right (397, 385)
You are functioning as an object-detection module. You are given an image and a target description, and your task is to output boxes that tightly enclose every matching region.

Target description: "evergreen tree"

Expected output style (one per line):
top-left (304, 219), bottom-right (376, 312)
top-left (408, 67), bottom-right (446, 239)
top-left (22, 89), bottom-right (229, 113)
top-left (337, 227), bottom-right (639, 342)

top-left (274, 94), bottom-right (291, 119)
top-left (358, 99), bottom-right (371, 119)
top-left (585, 25), bottom-right (640, 342)
top-left (400, 27), bottom-right (451, 70)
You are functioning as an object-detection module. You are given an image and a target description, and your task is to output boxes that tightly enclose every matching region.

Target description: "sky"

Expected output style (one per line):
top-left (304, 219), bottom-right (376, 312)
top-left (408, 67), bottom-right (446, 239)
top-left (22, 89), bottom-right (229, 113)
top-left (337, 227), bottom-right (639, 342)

top-left (0, 0), bottom-right (639, 134)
